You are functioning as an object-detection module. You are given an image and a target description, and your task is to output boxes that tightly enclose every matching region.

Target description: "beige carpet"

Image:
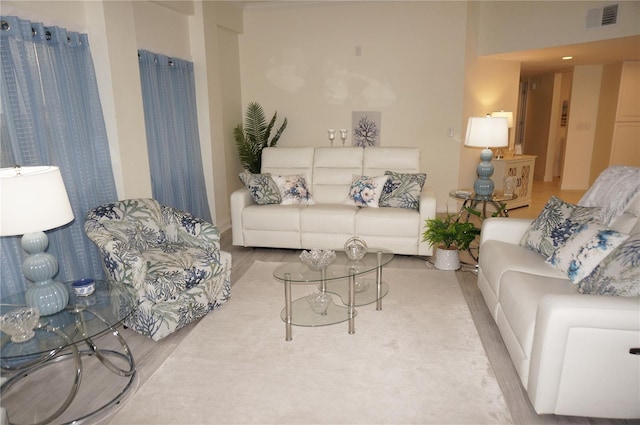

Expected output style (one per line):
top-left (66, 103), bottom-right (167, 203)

top-left (108, 261), bottom-right (512, 425)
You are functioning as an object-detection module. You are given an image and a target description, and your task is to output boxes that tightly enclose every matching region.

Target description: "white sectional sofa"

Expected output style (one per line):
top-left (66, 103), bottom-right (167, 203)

top-left (477, 166), bottom-right (640, 419)
top-left (231, 146), bottom-right (437, 256)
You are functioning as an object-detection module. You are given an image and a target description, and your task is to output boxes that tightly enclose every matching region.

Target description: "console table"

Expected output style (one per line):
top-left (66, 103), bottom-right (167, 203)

top-left (0, 280), bottom-right (138, 425)
top-left (493, 155), bottom-right (536, 209)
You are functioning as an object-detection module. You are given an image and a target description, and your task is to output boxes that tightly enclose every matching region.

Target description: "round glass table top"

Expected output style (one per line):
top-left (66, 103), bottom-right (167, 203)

top-left (273, 249), bottom-right (394, 283)
top-left (0, 280), bottom-right (138, 361)
top-left (449, 189), bottom-right (517, 202)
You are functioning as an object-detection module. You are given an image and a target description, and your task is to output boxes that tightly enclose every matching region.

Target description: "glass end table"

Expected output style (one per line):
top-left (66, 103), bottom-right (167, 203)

top-left (273, 249), bottom-right (393, 341)
top-left (0, 279), bottom-right (138, 425)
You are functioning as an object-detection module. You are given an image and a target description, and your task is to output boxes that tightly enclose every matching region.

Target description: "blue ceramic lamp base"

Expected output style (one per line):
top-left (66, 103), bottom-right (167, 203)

top-left (473, 148), bottom-right (496, 198)
top-left (21, 231), bottom-right (69, 316)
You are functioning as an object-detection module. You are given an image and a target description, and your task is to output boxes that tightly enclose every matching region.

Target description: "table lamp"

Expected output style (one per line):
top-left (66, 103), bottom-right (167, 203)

top-left (0, 166), bottom-right (74, 316)
top-left (464, 116), bottom-right (509, 198)
top-left (491, 110), bottom-right (513, 159)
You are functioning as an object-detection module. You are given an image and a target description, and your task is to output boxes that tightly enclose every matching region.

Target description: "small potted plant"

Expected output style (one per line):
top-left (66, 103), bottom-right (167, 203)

top-left (422, 214), bottom-right (480, 270)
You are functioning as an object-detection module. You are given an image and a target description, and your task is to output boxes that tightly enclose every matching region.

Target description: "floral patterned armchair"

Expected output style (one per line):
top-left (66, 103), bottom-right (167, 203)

top-left (84, 198), bottom-right (231, 340)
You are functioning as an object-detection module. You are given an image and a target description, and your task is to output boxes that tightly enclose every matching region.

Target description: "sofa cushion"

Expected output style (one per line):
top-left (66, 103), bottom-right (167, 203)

top-left (577, 233), bottom-right (640, 296)
top-left (499, 270), bottom-right (577, 370)
top-left (520, 196), bottom-right (601, 257)
top-left (312, 147), bottom-right (364, 204)
top-left (379, 171), bottom-right (427, 210)
top-left (261, 147), bottom-right (315, 186)
top-left (241, 204), bottom-right (302, 232)
top-left (300, 204), bottom-right (358, 234)
top-left (479, 240), bottom-right (567, 300)
top-left (546, 221), bottom-right (629, 283)
top-left (238, 171), bottom-right (281, 205)
top-left (355, 206), bottom-right (420, 237)
top-left (272, 174), bottom-right (316, 205)
top-left (344, 175), bottom-right (389, 208)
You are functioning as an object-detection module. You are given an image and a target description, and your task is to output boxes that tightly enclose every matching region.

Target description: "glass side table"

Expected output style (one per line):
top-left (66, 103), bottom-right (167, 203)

top-left (0, 279), bottom-right (138, 425)
top-left (273, 250), bottom-right (394, 341)
top-left (449, 190), bottom-right (517, 262)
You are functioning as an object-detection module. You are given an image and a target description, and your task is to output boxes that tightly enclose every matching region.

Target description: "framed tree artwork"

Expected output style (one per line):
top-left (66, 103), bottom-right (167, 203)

top-left (352, 111), bottom-right (381, 147)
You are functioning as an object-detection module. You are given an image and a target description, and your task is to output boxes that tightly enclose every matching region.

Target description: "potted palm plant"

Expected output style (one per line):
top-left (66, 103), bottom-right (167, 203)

top-left (422, 214), bottom-right (480, 270)
top-left (234, 102), bottom-right (288, 174)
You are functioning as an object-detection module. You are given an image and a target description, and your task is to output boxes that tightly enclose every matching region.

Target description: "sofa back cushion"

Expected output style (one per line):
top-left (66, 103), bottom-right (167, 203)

top-left (261, 147), bottom-right (315, 187)
top-left (312, 147), bottom-right (364, 203)
top-left (363, 147), bottom-right (420, 176)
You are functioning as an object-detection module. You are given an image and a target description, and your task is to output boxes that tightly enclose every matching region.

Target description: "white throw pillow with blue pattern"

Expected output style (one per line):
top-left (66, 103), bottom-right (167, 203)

top-left (272, 174), bottom-right (316, 205)
top-left (546, 221), bottom-right (630, 283)
top-left (379, 171), bottom-right (427, 210)
top-left (344, 175), bottom-right (389, 208)
top-left (520, 196), bottom-right (601, 257)
top-left (578, 233), bottom-right (640, 296)
top-left (239, 171), bottom-right (282, 205)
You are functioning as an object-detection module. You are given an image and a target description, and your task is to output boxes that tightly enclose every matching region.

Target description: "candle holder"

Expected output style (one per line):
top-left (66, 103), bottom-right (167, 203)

top-left (327, 129), bottom-right (336, 147)
top-left (340, 129), bottom-right (348, 146)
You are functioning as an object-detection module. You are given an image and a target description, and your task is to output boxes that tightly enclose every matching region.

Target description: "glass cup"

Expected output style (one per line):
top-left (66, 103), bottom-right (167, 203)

top-left (503, 176), bottom-right (515, 197)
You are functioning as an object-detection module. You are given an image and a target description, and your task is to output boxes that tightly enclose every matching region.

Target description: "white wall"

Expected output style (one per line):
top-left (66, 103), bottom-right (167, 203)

top-left (562, 65), bottom-right (603, 190)
top-left (239, 2), bottom-right (469, 210)
top-left (477, 1), bottom-right (640, 55)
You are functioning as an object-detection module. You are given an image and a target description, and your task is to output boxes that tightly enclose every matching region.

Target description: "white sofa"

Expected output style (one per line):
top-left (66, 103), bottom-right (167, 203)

top-left (231, 146), bottom-right (436, 256)
top-left (477, 167), bottom-right (640, 419)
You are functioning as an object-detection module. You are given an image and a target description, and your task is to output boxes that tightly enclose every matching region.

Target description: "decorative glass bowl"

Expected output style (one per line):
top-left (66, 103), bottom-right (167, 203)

top-left (0, 307), bottom-right (40, 343)
top-left (300, 249), bottom-right (336, 270)
top-left (307, 292), bottom-right (332, 315)
top-left (344, 236), bottom-right (367, 261)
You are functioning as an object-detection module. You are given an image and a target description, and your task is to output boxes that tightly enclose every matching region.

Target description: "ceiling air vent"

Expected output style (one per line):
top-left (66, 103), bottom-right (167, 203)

top-left (586, 3), bottom-right (619, 28)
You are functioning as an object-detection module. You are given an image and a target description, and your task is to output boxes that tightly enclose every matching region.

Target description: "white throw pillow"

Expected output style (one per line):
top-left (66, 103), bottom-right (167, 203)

top-left (271, 174), bottom-right (316, 205)
top-left (344, 175), bottom-right (389, 208)
top-left (546, 221), bottom-right (630, 284)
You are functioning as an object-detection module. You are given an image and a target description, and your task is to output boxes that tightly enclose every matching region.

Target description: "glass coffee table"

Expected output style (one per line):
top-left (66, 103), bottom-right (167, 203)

top-left (0, 279), bottom-right (138, 425)
top-left (273, 249), bottom-right (393, 341)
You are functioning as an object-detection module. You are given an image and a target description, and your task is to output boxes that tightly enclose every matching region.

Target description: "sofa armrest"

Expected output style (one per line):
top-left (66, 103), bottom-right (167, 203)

top-left (480, 217), bottom-right (533, 246)
top-left (231, 188), bottom-right (255, 246)
top-left (418, 186), bottom-right (437, 256)
top-left (527, 294), bottom-right (640, 417)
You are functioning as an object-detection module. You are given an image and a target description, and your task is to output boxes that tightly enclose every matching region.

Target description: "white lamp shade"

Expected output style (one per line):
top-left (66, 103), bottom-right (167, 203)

top-left (464, 116), bottom-right (509, 148)
top-left (491, 111), bottom-right (514, 128)
top-left (0, 166), bottom-right (74, 236)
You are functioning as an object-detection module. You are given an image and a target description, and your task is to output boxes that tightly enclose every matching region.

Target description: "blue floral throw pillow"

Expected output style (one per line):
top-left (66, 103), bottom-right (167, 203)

top-left (546, 221), bottom-right (630, 283)
top-left (379, 171), bottom-right (427, 210)
top-left (520, 196), bottom-right (601, 257)
top-left (345, 175), bottom-right (389, 208)
top-left (239, 171), bottom-right (281, 205)
top-left (578, 233), bottom-right (640, 297)
top-left (272, 174), bottom-right (316, 205)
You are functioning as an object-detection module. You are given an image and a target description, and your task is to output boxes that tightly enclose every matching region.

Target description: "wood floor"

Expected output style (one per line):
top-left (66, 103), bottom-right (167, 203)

top-left (2, 179), bottom-right (633, 425)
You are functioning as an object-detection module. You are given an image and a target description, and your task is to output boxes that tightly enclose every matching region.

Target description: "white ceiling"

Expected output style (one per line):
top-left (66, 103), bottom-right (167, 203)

top-left (491, 35), bottom-right (640, 76)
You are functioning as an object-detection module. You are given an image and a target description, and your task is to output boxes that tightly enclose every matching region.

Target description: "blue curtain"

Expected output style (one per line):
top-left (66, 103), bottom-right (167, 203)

top-left (0, 16), bottom-right (118, 297)
top-left (138, 50), bottom-right (211, 222)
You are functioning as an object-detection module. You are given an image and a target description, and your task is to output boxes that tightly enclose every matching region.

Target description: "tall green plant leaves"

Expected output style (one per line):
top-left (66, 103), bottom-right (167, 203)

top-left (234, 102), bottom-right (287, 173)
